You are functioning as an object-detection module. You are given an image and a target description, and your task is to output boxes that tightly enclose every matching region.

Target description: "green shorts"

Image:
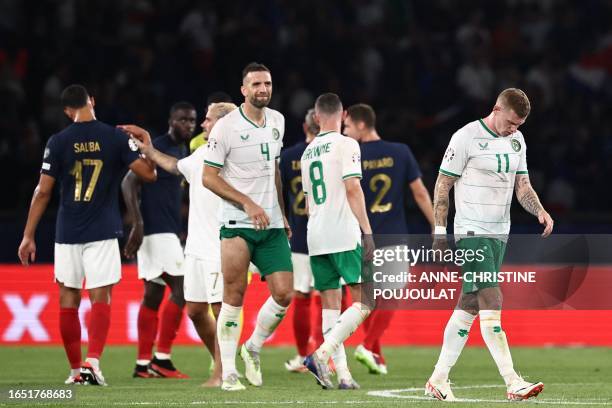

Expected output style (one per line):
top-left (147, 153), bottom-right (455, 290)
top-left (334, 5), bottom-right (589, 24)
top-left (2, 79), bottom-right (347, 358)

top-left (457, 237), bottom-right (506, 294)
top-left (219, 227), bottom-right (293, 277)
top-left (310, 245), bottom-right (373, 291)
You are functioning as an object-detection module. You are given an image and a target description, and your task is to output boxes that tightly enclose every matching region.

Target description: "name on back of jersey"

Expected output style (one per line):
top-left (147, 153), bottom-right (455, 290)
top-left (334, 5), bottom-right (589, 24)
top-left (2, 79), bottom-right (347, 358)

top-left (363, 156), bottom-right (393, 170)
top-left (73, 141), bottom-right (101, 153)
top-left (302, 142), bottom-right (331, 160)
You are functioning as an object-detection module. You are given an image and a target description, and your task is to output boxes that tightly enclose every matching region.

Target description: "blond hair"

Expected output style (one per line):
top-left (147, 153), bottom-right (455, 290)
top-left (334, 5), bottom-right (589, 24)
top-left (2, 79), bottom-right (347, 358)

top-left (498, 88), bottom-right (531, 118)
top-left (208, 102), bottom-right (237, 120)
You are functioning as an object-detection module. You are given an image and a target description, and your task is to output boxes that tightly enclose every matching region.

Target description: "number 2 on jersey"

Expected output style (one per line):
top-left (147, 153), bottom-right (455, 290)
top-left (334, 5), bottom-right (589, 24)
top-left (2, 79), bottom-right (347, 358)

top-left (309, 160), bottom-right (326, 204)
top-left (290, 176), bottom-right (307, 215)
top-left (70, 159), bottom-right (103, 201)
top-left (369, 173), bottom-right (392, 213)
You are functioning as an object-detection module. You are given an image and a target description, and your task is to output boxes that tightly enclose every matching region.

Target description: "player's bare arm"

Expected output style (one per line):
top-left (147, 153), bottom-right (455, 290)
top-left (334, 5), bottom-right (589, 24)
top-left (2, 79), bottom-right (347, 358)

top-left (203, 164), bottom-right (270, 230)
top-left (409, 177), bottom-right (435, 232)
top-left (121, 171), bottom-right (144, 258)
top-left (344, 177), bottom-right (374, 261)
top-left (275, 160), bottom-right (292, 239)
top-left (124, 131), bottom-right (181, 176)
top-left (432, 173), bottom-right (456, 254)
top-left (515, 174), bottom-right (554, 237)
top-left (18, 174), bottom-right (55, 266)
top-left (433, 173), bottom-right (457, 229)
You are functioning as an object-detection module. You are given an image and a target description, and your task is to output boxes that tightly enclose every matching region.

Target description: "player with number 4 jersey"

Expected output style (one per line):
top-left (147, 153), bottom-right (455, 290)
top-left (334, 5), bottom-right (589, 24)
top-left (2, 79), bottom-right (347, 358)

top-left (18, 85), bottom-right (156, 386)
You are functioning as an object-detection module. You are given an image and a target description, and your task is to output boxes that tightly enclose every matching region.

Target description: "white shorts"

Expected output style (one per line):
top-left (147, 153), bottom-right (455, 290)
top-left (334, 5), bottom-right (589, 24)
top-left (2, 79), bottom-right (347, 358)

top-left (137, 233), bottom-right (184, 284)
top-left (183, 255), bottom-right (223, 303)
top-left (54, 239), bottom-right (121, 289)
top-left (292, 253), bottom-right (314, 293)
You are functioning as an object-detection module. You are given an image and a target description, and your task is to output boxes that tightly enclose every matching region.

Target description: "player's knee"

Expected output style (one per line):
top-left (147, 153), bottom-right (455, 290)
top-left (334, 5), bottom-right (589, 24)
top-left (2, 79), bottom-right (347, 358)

top-left (458, 294), bottom-right (479, 315)
top-left (143, 287), bottom-right (164, 310)
top-left (272, 288), bottom-right (293, 307)
top-left (186, 304), bottom-right (207, 322)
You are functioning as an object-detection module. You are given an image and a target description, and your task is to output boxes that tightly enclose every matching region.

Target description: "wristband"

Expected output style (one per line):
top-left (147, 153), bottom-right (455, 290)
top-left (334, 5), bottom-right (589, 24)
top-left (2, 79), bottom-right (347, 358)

top-left (434, 226), bottom-right (447, 235)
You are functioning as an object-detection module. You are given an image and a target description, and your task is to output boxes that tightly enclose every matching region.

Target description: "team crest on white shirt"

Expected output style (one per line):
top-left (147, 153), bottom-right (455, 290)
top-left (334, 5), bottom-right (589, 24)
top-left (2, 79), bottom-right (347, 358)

top-left (444, 146), bottom-right (455, 162)
top-left (272, 128), bottom-right (280, 140)
top-left (511, 139), bottom-right (521, 152)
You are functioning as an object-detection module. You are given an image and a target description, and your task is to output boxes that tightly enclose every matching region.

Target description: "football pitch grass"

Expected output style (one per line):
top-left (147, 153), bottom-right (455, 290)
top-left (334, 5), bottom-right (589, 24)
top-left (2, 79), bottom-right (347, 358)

top-left (1, 345), bottom-right (611, 407)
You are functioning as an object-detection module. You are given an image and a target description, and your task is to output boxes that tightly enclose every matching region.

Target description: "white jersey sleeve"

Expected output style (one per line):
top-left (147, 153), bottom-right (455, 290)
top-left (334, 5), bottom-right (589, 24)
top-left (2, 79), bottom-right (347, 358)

top-left (277, 115), bottom-right (286, 156)
top-left (202, 118), bottom-right (229, 169)
top-left (301, 154), bottom-right (311, 197)
top-left (439, 129), bottom-right (471, 178)
top-left (341, 137), bottom-right (363, 180)
top-left (177, 149), bottom-right (202, 184)
top-left (516, 134), bottom-right (528, 174)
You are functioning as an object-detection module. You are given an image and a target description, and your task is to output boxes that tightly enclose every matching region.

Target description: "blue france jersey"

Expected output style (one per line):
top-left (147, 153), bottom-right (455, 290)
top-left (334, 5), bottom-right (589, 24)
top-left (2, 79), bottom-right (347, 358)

top-left (280, 141), bottom-right (308, 254)
top-left (360, 140), bottom-right (421, 234)
top-left (141, 133), bottom-right (187, 236)
top-left (41, 120), bottom-right (140, 244)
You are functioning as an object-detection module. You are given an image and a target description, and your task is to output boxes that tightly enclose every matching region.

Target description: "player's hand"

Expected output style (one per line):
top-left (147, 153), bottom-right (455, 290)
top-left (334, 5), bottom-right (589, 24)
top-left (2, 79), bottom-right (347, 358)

top-left (124, 223), bottom-right (144, 258)
top-left (18, 237), bottom-right (36, 266)
top-left (283, 215), bottom-right (292, 239)
top-left (432, 236), bottom-right (449, 264)
top-left (118, 125), bottom-right (152, 149)
top-left (538, 209), bottom-right (554, 238)
top-left (244, 200), bottom-right (270, 231)
top-left (362, 234), bottom-right (375, 262)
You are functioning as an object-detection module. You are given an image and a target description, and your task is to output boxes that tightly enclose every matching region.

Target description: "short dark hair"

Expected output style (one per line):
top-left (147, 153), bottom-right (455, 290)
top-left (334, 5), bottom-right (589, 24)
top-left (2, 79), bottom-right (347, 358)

top-left (242, 62), bottom-right (271, 80)
top-left (60, 84), bottom-right (89, 109)
top-left (498, 88), bottom-right (531, 118)
top-left (315, 93), bottom-right (343, 115)
top-left (206, 91), bottom-right (233, 106)
top-left (347, 103), bottom-right (376, 129)
top-left (169, 101), bottom-right (196, 116)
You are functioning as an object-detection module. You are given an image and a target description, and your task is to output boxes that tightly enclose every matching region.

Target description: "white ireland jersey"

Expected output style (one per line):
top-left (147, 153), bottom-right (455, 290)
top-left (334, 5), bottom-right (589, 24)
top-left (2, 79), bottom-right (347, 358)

top-left (177, 146), bottom-right (221, 261)
top-left (203, 105), bottom-right (285, 229)
top-left (301, 131), bottom-right (363, 256)
top-left (439, 119), bottom-right (528, 236)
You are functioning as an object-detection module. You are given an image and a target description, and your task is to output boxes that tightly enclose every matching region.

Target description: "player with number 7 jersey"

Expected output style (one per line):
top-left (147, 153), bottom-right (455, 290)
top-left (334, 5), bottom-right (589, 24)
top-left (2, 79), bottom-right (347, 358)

top-left (18, 85), bottom-right (156, 386)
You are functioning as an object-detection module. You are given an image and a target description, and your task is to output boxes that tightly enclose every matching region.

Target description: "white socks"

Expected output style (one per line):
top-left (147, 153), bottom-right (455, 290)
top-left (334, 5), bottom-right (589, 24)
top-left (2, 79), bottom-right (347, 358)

top-left (85, 357), bottom-right (100, 371)
top-left (217, 302), bottom-right (242, 378)
top-left (431, 309), bottom-right (477, 383)
top-left (246, 296), bottom-right (288, 353)
top-left (322, 309), bottom-right (350, 381)
top-left (316, 303), bottom-right (371, 362)
top-left (154, 352), bottom-right (171, 360)
top-left (480, 310), bottom-right (519, 386)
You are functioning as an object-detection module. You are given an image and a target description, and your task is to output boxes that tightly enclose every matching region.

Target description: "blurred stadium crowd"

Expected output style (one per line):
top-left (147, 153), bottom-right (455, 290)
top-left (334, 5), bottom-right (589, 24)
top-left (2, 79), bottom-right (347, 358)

top-left (1, 0), bottom-right (611, 243)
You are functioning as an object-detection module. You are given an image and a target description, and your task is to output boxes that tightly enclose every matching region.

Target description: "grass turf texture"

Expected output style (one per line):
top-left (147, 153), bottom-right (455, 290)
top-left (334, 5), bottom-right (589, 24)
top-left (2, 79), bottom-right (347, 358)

top-left (1, 346), bottom-right (611, 407)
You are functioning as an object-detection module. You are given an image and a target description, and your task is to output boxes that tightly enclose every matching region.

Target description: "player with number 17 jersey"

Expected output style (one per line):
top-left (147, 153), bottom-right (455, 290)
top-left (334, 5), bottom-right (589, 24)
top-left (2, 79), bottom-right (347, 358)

top-left (43, 121), bottom-right (140, 243)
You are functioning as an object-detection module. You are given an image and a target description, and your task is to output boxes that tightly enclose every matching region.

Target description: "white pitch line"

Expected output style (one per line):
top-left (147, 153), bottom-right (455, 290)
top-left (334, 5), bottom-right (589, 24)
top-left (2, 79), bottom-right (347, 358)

top-left (367, 384), bottom-right (612, 406)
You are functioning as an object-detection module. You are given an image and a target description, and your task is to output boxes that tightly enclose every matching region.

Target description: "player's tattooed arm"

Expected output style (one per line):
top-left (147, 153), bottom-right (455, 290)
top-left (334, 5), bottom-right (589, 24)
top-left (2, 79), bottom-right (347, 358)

top-left (433, 173), bottom-right (456, 228)
top-left (515, 174), bottom-right (544, 216)
top-left (515, 174), bottom-right (554, 237)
